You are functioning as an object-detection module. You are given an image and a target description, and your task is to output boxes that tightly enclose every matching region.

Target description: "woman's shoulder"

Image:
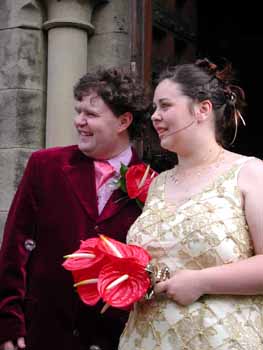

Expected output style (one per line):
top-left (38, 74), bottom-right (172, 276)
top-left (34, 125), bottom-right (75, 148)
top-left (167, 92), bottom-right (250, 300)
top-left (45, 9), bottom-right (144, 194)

top-left (231, 152), bottom-right (263, 191)
top-left (238, 156), bottom-right (263, 176)
top-left (223, 150), bottom-right (261, 167)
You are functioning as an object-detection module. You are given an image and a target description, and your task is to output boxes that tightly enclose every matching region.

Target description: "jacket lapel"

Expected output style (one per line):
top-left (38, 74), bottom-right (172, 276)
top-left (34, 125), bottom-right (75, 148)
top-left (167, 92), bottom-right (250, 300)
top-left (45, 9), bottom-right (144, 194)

top-left (62, 152), bottom-right (98, 220)
top-left (97, 148), bottom-right (141, 222)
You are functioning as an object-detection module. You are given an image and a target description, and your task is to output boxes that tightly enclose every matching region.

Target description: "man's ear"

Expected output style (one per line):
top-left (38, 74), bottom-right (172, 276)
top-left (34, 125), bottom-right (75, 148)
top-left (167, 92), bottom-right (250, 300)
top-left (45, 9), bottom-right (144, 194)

top-left (118, 112), bottom-right (133, 132)
top-left (195, 99), bottom-right (213, 123)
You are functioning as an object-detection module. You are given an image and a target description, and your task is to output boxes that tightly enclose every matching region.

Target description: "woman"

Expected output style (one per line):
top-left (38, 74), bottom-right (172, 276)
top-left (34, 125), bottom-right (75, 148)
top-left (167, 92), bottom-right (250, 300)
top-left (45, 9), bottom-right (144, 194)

top-left (118, 58), bottom-right (263, 349)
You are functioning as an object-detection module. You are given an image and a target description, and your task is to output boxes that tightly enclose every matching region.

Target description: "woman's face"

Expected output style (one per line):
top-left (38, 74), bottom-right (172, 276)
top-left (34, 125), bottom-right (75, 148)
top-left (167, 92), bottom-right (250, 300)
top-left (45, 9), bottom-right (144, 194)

top-left (151, 79), bottom-right (196, 152)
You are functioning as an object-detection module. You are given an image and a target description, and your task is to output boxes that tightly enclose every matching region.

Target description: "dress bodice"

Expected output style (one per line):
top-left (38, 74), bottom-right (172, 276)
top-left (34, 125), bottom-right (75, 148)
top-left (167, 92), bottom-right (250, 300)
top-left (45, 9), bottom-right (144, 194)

top-left (119, 157), bottom-right (263, 350)
top-left (127, 159), bottom-right (254, 274)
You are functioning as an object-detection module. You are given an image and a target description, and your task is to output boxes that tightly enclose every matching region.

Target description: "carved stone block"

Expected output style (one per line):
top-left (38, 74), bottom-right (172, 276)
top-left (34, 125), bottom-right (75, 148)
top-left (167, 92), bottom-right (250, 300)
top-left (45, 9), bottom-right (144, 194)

top-left (0, 89), bottom-right (45, 148)
top-left (92, 0), bottom-right (128, 34)
top-left (0, 149), bottom-right (34, 212)
top-left (88, 32), bottom-right (129, 71)
top-left (0, 0), bottom-right (43, 30)
top-left (0, 28), bottom-right (45, 90)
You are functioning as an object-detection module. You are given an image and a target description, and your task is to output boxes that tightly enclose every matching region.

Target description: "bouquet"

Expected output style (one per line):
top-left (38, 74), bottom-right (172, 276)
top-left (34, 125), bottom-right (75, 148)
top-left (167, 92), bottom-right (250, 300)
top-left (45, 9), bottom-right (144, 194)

top-left (118, 163), bottom-right (158, 208)
top-left (63, 235), bottom-right (170, 313)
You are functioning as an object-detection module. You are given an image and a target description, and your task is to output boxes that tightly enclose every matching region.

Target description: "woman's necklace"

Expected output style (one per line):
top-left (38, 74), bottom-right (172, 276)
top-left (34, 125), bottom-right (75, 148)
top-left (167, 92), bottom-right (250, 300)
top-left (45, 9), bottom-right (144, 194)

top-left (171, 147), bottom-right (224, 185)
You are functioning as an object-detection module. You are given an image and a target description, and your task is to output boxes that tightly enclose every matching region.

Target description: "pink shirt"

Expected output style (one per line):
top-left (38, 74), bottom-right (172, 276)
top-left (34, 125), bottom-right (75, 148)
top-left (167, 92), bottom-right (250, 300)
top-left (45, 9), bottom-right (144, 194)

top-left (96, 146), bottom-right (132, 214)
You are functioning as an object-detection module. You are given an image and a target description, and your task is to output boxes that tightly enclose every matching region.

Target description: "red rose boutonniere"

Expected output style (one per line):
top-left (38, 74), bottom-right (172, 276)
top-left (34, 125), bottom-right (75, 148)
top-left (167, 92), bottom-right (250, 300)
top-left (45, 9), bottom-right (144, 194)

top-left (118, 163), bottom-right (158, 208)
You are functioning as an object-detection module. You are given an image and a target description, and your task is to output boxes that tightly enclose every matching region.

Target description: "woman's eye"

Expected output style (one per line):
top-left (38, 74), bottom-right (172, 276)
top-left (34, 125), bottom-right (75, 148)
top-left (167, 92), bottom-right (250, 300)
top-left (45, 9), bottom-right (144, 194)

top-left (160, 104), bottom-right (170, 110)
top-left (149, 104), bottom-right (157, 114)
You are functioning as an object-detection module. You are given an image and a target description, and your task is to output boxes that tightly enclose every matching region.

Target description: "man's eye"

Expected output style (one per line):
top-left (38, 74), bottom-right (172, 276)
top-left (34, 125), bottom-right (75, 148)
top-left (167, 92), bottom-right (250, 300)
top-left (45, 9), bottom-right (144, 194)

top-left (84, 113), bottom-right (97, 118)
top-left (89, 113), bottom-right (98, 118)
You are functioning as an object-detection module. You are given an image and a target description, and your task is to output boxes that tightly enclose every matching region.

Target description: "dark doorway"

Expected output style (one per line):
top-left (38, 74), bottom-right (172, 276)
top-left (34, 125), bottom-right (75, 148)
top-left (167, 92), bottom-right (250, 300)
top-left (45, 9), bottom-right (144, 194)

top-left (197, 1), bottom-right (263, 158)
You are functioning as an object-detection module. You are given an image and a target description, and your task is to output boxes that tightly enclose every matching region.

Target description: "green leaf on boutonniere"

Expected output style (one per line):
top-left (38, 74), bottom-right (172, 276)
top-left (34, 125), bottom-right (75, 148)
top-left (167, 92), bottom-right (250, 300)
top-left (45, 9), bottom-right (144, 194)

top-left (135, 198), bottom-right (144, 209)
top-left (120, 163), bottom-right (128, 177)
top-left (118, 163), bottom-right (128, 193)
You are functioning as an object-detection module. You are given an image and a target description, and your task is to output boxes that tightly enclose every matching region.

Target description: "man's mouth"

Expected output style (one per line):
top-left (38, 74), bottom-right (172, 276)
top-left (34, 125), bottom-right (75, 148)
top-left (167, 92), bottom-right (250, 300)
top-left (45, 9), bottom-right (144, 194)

top-left (79, 131), bottom-right (93, 137)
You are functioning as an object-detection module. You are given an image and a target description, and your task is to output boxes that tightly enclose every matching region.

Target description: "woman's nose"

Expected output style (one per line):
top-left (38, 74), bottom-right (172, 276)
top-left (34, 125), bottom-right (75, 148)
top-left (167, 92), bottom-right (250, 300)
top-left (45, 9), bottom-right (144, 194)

top-left (151, 109), bottom-right (161, 121)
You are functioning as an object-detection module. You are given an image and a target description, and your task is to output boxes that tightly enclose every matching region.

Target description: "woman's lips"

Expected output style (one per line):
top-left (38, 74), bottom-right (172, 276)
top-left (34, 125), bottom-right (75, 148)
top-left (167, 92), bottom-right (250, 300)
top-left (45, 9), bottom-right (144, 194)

top-left (155, 127), bottom-right (168, 137)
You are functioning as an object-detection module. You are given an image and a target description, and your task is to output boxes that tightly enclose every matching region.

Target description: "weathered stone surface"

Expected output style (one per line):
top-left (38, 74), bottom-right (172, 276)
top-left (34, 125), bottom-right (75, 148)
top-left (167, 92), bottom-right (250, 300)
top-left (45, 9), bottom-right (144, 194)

top-left (0, 0), bottom-right (43, 30)
top-left (0, 28), bottom-right (45, 90)
top-left (88, 32), bottom-right (129, 71)
top-left (0, 89), bottom-right (45, 148)
top-left (0, 212), bottom-right (8, 245)
top-left (0, 149), bottom-right (34, 212)
top-left (44, 0), bottom-right (93, 25)
top-left (92, 0), bottom-right (129, 34)
top-left (0, 0), bottom-right (12, 29)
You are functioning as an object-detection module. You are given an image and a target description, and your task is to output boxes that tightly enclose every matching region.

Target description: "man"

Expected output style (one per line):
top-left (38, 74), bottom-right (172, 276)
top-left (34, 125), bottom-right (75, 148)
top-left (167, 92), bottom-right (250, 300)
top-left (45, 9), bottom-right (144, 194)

top-left (0, 68), bottom-right (146, 350)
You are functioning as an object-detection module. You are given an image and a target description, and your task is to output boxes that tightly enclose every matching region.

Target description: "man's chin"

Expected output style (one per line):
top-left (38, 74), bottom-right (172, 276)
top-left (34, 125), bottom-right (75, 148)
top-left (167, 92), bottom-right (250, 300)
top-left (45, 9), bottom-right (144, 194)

top-left (77, 142), bottom-right (94, 156)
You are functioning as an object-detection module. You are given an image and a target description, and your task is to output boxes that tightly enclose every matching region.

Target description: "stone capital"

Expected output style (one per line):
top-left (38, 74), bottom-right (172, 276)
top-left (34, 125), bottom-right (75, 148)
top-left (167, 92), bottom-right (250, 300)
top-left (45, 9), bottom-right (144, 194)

top-left (43, 0), bottom-right (94, 34)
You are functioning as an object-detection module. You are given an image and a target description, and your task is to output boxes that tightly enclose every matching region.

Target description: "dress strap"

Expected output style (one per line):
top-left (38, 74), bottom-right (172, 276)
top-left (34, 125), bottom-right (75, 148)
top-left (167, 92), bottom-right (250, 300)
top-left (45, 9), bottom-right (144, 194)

top-left (233, 156), bottom-right (256, 183)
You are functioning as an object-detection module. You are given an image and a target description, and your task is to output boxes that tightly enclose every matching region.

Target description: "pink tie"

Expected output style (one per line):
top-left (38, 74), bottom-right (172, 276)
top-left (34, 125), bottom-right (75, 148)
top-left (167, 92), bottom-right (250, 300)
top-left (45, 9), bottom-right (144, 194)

top-left (94, 160), bottom-right (115, 190)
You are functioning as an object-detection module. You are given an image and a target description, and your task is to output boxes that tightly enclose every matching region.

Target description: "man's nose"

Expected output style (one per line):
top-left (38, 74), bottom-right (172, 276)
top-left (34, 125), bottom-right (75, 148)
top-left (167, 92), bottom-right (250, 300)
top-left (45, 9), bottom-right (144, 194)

top-left (75, 113), bottom-right (87, 125)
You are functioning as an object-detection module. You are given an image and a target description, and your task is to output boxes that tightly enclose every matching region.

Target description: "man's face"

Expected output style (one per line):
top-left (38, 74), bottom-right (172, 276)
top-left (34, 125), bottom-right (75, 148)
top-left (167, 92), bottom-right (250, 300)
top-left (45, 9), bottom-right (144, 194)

top-left (74, 93), bottom-right (126, 159)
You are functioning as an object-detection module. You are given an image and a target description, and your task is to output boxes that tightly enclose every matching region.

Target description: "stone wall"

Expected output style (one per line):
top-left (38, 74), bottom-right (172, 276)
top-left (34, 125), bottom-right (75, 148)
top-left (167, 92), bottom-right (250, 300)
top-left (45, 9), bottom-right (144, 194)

top-left (88, 0), bottom-right (130, 71)
top-left (0, 0), bottom-right (46, 243)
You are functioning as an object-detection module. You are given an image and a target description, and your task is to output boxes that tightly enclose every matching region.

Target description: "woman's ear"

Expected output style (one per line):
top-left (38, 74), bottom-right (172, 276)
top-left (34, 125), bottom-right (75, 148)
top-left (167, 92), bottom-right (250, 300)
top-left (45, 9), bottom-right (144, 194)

top-left (195, 100), bottom-right (213, 123)
top-left (118, 112), bottom-right (133, 132)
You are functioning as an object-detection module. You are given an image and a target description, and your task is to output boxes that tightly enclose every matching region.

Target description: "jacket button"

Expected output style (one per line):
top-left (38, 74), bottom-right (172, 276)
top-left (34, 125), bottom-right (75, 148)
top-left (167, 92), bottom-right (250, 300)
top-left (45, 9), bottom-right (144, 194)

top-left (73, 328), bottom-right (80, 337)
top-left (24, 239), bottom-right (36, 251)
top-left (89, 346), bottom-right (102, 350)
top-left (94, 225), bottom-right (99, 231)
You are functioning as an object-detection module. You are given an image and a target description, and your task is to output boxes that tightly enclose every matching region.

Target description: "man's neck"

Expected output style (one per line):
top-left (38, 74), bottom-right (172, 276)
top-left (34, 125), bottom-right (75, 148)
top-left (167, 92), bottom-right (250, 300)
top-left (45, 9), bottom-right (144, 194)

top-left (107, 146), bottom-right (132, 172)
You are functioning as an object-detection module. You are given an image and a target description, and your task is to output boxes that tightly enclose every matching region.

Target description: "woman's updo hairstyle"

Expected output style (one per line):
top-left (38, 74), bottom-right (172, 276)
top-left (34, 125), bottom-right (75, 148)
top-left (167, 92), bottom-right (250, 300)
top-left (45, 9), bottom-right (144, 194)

top-left (158, 58), bottom-right (246, 146)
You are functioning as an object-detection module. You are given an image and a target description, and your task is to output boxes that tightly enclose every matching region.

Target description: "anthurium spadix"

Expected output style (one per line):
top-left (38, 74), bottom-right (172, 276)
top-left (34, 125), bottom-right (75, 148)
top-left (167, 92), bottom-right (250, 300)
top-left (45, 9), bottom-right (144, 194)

top-left (62, 235), bottom-right (152, 310)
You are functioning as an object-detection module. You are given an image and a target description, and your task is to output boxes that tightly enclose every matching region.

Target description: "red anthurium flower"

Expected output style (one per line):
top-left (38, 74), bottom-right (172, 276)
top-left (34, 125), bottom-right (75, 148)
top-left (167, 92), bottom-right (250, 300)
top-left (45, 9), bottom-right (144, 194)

top-left (125, 164), bottom-right (158, 203)
top-left (72, 268), bottom-right (101, 306)
top-left (62, 235), bottom-right (153, 310)
top-left (62, 238), bottom-right (104, 271)
top-left (98, 260), bottom-right (151, 308)
top-left (97, 235), bottom-right (151, 266)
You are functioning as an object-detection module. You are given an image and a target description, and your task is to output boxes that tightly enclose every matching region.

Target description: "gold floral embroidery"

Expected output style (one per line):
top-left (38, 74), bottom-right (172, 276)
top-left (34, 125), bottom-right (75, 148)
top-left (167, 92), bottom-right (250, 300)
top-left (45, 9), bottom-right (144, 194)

top-left (119, 162), bottom-right (263, 350)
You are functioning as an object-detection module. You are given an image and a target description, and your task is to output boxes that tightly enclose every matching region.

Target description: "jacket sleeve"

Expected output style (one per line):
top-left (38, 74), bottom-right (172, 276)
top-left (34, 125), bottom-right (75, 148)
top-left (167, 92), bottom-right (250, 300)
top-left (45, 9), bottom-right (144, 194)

top-left (0, 152), bottom-right (38, 344)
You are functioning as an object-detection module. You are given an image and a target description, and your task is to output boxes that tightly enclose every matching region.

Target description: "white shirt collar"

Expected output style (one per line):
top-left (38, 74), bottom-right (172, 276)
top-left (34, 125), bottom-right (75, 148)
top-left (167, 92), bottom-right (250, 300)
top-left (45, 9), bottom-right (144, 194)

top-left (107, 146), bottom-right (132, 174)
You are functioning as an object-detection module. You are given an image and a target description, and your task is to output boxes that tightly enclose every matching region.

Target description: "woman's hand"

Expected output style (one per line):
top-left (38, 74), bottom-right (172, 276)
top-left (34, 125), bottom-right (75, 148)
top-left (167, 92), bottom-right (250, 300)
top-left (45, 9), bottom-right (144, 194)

top-left (154, 269), bottom-right (204, 306)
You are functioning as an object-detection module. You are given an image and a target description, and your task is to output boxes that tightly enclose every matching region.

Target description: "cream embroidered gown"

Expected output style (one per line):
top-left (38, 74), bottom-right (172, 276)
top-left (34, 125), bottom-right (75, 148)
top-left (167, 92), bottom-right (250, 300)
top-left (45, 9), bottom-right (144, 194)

top-left (119, 158), bottom-right (263, 350)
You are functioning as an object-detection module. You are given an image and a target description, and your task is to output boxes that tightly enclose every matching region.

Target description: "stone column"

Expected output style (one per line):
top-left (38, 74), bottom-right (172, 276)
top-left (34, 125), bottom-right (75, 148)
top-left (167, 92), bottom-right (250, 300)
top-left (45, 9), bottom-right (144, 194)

top-left (43, 0), bottom-right (94, 147)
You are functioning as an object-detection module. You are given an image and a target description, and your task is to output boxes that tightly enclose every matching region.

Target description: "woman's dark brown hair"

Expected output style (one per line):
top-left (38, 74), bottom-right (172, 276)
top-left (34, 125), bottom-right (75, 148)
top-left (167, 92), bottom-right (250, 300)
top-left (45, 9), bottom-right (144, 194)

top-left (158, 58), bottom-right (246, 145)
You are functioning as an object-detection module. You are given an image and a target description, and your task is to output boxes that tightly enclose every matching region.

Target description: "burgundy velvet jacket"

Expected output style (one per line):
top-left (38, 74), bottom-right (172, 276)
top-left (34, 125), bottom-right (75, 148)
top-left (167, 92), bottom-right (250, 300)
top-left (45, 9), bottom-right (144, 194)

top-left (0, 145), bottom-right (142, 350)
